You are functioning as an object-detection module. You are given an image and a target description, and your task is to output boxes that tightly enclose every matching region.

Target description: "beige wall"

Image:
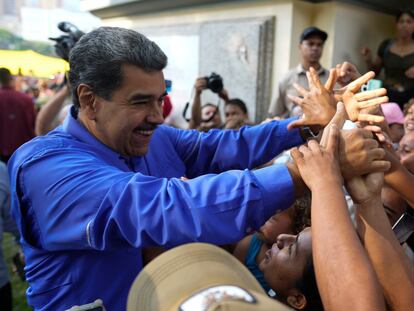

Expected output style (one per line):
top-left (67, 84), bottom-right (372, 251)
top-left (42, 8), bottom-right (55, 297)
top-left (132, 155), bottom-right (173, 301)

top-left (330, 2), bottom-right (395, 72)
top-left (97, 0), bottom-right (395, 113)
top-left (99, 0), bottom-right (296, 102)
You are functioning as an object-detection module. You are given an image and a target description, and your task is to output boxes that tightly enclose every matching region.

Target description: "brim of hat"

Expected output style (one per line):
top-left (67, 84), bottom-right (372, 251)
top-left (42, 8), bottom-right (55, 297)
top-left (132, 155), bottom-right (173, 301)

top-left (207, 297), bottom-right (293, 311)
top-left (127, 243), bottom-right (290, 311)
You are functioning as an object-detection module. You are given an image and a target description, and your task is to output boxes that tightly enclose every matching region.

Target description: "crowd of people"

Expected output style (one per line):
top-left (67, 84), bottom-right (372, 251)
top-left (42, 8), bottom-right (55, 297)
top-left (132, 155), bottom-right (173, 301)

top-left (0, 8), bottom-right (414, 311)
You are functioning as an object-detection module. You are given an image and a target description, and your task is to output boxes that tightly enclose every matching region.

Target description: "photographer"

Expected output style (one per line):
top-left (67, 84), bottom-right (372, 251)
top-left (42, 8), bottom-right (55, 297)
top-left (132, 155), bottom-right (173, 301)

top-left (188, 74), bottom-right (228, 131)
top-left (8, 27), bottom-right (390, 310)
top-left (35, 22), bottom-right (84, 136)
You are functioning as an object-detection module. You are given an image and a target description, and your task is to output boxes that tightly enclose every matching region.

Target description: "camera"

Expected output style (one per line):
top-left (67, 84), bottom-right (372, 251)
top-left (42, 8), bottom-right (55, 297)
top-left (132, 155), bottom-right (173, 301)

top-left (49, 22), bottom-right (84, 61)
top-left (204, 72), bottom-right (223, 93)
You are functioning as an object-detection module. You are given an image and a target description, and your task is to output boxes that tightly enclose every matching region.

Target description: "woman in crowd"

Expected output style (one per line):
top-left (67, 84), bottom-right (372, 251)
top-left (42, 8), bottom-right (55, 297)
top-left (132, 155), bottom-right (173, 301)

top-left (362, 9), bottom-right (414, 107)
top-left (233, 198), bottom-right (310, 295)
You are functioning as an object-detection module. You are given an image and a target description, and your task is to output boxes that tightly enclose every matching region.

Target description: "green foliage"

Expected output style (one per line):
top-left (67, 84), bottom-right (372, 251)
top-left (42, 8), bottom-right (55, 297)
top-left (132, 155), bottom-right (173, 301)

top-left (0, 28), bottom-right (54, 56)
top-left (3, 233), bottom-right (31, 311)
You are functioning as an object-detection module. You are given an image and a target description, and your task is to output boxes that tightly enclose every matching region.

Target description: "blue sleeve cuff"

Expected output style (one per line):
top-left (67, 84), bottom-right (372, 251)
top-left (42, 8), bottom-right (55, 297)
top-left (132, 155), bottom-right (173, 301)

top-left (272, 117), bottom-right (305, 149)
top-left (251, 164), bottom-right (296, 222)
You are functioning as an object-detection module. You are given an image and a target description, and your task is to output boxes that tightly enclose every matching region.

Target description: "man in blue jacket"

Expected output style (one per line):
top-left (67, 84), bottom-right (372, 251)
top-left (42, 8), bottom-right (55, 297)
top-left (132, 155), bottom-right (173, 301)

top-left (8, 27), bottom-right (387, 310)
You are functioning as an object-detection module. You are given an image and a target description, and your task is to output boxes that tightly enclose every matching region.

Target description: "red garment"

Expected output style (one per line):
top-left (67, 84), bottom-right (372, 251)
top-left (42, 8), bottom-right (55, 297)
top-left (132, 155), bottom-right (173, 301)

top-left (0, 87), bottom-right (36, 158)
top-left (163, 95), bottom-right (172, 118)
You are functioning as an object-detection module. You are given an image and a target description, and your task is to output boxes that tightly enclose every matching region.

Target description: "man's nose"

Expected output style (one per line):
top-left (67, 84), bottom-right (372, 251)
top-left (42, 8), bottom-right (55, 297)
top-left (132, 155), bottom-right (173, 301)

top-left (147, 103), bottom-right (164, 124)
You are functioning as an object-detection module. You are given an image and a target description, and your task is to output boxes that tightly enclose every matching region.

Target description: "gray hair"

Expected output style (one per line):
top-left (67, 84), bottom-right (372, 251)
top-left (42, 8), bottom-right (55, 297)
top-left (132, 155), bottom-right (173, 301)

top-left (68, 27), bottom-right (168, 109)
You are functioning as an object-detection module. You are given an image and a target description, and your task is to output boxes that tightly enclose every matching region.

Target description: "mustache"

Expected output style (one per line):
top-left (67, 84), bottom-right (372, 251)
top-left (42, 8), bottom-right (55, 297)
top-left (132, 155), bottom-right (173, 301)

top-left (133, 124), bottom-right (158, 131)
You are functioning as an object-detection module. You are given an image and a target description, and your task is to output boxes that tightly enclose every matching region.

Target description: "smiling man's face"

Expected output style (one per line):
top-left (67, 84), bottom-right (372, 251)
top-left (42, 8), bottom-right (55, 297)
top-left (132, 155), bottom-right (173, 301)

top-left (80, 64), bottom-right (167, 157)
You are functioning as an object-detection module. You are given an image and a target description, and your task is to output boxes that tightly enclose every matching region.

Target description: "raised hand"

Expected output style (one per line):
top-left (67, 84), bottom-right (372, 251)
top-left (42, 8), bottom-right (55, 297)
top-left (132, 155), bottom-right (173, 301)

top-left (335, 62), bottom-right (361, 87)
top-left (337, 71), bottom-right (388, 123)
top-left (346, 172), bottom-right (383, 205)
top-left (320, 102), bottom-right (347, 147)
top-left (194, 77), bottom-right (207, 95)
top-left (287, 67), bottom-right (336, 130)
top-left (291, 124), bottom-right (342, 191)
top-left (339, 128), bottom-right (390, 180)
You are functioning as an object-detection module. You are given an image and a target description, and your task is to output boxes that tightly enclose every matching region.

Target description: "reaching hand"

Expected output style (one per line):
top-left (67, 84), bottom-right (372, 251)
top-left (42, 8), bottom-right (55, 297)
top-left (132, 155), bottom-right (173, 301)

top-left (405, 66), bottom-right (414, 79)
top-left (194, 77), bottom-right (207, 95)
top-left (346, 172), bottom-right (384, 205)
top-left (338, 71), bottom-right (388, 123)
top-left (335, 62), bottom-right (361, 87)
top-left (339, 128), bottom-right (390, 180)
top-left (291, 124), bottom-right (342, 191)
top-left (287, 67), bottom-right (336, 130)
top-left (320, 102), bottom-right (347, 147)
top-left (361, 46), bottom-right (372, 63)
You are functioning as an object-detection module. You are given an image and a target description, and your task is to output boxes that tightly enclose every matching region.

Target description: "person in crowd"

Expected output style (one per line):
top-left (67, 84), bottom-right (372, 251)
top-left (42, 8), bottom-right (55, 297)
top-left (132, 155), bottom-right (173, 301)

top-left (0, 68), bottom-right (36, 163)
top-left (35, 83), bottom-right (71, 135)
top-left (404, 98), bottom-right (414, 133)
top-left (381, 102), bottom-right (405, 145)
top-left (398, 131), bottom-right (414, 173)
top-left (268, 27), bottom-right (329, 118)
top-left (8, 26), bottom-right (389, 310)
top-left (361, 9), bottom-right (414, 107)
top-left (188, 76), bottom-right (227, 131)
top-left (223, 98), bottom-right (253, 129)
top-left (285, 122), bottom-right (414, 310)
top-left (233, 197), bottom-right (310, 294)
top-left (0, 161), bottom-right (20, 311)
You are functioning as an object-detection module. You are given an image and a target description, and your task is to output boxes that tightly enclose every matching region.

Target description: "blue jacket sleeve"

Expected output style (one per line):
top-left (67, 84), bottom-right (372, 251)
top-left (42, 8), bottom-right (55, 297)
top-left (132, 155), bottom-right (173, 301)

top-left (17, 149), bottom-right (295, 251)
top-left (163, 118), bottom-right (303, 177)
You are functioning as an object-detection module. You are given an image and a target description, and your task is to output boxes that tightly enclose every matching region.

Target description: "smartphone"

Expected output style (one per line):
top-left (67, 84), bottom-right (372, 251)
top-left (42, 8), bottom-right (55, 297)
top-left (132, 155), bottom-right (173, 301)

top-left (360, 79), bottom-right (382, 92)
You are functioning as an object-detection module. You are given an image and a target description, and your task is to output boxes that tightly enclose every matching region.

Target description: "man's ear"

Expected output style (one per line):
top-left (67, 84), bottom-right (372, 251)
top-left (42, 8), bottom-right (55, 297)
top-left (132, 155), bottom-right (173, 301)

top-left (77, 83), bottom-right (98, 121)
top-left (286, 289), bottom-right (307, 310)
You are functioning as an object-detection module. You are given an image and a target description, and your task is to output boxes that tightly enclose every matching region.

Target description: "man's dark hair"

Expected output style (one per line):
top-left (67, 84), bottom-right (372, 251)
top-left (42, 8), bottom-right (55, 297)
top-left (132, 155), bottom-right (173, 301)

top-left (0, 67), bottom-right (12, 87)
top-left (396, 9), bottom-right (414, 21)
top-left (226, 98), bottom-right (248, 114)
top-left (297, 256), bottom-right (324, 311)
top-left (68, 27), bottom-right (168, 110)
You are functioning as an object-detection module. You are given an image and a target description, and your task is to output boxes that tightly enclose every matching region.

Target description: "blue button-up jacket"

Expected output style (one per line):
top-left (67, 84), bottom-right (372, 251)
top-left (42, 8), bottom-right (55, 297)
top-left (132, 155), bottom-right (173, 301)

top-left (8, 109), bottom-right (303, 310)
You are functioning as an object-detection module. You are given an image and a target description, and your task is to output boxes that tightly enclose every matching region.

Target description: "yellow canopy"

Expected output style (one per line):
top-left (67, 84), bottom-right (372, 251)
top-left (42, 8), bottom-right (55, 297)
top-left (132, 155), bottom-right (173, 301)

top-left (0, 49), bottom-right (69, 78)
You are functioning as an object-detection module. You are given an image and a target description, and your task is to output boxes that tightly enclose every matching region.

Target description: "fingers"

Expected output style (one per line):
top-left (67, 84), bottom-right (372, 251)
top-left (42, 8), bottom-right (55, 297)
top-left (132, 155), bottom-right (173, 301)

top-left (363, 125), bottom-right (382, 133)
top-left (290, 147), bottom-right (303, 162)
top-left (368, 148), bottom-right (386, 161)
top-left (354, 88), bottom-right (387, 101)
top-left (358, 96), bottom-right (389, 109)
top-left (287, 119), bottom-right (305, 130)
top-left (309, 67), bottom-right (324, 90)
top-left (330, 102), bottom-right (347, 128)
top-left (364, 138), bottom-right (379, 149)
top-left (368, 160), bottom-right (391, 172)
top-left (325, 68), bottom-right (337, 92)
top-left (307, 140), bottom-right (321, 153)
top-left (287, 94), bottom-right (304, 107)
top-left (357, 114), bottom-right (385, 124)
top-left (326, 124), bottom-right (339, 155)
top-left (306, 71), bottom-right (316, 90)
top-left (347, 71), bottom-right (375, 93)
top-left (293, 83), bottom-right (308, 97)
top-left (355, 128), bottom-right (374, 139)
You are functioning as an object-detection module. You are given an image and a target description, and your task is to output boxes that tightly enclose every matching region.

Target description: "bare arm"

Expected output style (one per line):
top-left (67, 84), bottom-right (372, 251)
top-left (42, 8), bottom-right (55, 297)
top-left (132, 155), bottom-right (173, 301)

top-left (356, 194), bottom-right (414, 310)
top-left (35, 85), bottom-right (70, 135)
top-left (292, 125), bottom-right (385, 311)
top-left (188, 78), bottom-right (206, 129)
top-left (384, 147), bottom-right (414, 207)
top-left (361, 46), bottom-right (383, 75)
